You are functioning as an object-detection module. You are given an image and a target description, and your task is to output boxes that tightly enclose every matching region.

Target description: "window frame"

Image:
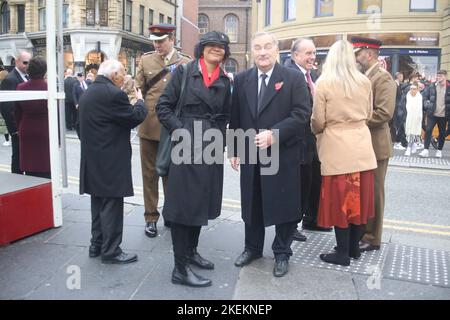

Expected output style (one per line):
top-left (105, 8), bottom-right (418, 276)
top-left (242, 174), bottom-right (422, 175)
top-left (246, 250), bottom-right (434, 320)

top-left (38, 0), bottom-right (46, 31)
top-left (357, 0), bottom-right (382, 14)
top-left (264, 0), bottom-right (271, 26)
top-left (198, 13), bottom-right (209, 34)
top-left (315, 0), bottom-right (334, 17)
top-left (1, 1), bottom-right (10, 34)
top-left (124, 0), bottom-right (132, 31)
top-left (224, 14), bottom-right (238, 43)
top-left (139, 5), bottom-right (144, 35)
top-left (17, 4), bottom-right (25, 32)
top-left (283, 0), bottom-right (296, 22)
top-left (159, 13), bottom-right (164, 24)
top-left (409, 0), bottom-right (436, 12)
top-left (98, 0), bottom-right (108, 26)
top-left (148, 8), bottom-right (154, 26)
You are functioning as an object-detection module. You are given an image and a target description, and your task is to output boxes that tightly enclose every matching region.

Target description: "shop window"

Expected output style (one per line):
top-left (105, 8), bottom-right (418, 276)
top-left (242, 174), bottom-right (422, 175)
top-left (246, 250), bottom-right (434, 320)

top-left (0, 2), bottom-right (10, 34)
top-left (265, 0), bottom-right (271, 26)
top-left (358, 0), bottom-right (382, 14)
top-left (139, 5), bottom-right (144, 35)
top-left (149, 9), bottom-right (154, 26)
top-left (224, 14), bottom-right (238, 43)
top-left (159, 13), bottom-right (164, 24)
top-left (410, 0), bottom-right (436, 12)
top-left (17, 4), bottom-right (24, 32)
top-left (224, 59), bottom-right (238, 75)
top-left (38, 0), bottom-right (46, 31)
top-left (124, 0), bottom-right (132, 31)
top-left (316, 0), bottom-right (333, 17)
top-left (283, 0), bottom-right (296, 21)
top-left (198, 14), bottom-right (209, 34)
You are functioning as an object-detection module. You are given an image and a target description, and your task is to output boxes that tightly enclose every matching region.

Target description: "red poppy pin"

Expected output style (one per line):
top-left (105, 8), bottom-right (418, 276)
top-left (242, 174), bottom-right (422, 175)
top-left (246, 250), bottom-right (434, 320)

top-left (275, 82), bottom-right (284, 91)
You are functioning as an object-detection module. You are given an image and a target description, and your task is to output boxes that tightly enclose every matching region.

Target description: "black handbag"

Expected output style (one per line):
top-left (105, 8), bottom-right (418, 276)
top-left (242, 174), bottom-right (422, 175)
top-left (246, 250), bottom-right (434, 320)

top-left (156, 63), bottom-right (188, 177)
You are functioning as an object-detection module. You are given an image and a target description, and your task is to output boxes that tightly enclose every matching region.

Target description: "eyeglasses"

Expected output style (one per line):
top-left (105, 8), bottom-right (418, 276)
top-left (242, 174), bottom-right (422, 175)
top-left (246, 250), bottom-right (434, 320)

top-left (22, 61), bottom-right (29, 65)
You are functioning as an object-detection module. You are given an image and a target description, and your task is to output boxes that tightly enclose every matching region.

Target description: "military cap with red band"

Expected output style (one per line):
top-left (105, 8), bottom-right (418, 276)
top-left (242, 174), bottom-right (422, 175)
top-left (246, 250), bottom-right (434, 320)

top-left (149, 23), bottom-right (176, 41)
top-left (351, 36), bottom-right (382, 52)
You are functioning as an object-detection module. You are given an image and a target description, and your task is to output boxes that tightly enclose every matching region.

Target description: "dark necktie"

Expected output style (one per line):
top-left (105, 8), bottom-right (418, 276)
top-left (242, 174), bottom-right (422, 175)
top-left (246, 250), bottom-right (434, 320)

top-left (258, 73), bottom-right (267, 111)
top-left (306, 71), bottom-right (315, 98)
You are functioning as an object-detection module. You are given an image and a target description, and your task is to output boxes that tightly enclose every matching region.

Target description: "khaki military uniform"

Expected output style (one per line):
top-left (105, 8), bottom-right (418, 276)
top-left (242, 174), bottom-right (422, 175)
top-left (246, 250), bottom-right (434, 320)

top-left (135, 50), bottom-right (191, 222)
top-left (362, 63), bottom-right (396, 246)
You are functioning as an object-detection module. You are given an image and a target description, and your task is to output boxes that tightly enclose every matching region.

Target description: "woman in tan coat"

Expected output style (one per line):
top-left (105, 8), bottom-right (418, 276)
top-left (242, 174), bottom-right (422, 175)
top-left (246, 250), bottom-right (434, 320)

top-left (311, 40), bottom-right (377, 266)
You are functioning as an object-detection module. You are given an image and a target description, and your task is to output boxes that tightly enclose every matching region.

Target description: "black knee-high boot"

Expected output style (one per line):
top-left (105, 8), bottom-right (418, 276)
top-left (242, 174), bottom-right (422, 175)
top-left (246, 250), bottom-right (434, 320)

top-left (349, 224), bottom-right (363, 259)
top-left (171, 255), bottom-right (212, 287)
top-left (320, 226), bottom-right (350, 266)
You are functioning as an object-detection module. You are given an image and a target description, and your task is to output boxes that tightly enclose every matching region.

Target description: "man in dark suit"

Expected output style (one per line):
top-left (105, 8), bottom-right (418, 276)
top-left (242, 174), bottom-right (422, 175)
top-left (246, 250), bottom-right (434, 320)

top-left (79, 59), bottom-right (148, 264)
top-left (229, 32), bottom-right (311, 277)
top-left (63, 68), bottom-right (77, 130)
top-left (0, 50), bottom-right (32, 174)
top-left (73, 72), bottom-right (88, 137)
top-left (285, 38), bottom-right (332, 241)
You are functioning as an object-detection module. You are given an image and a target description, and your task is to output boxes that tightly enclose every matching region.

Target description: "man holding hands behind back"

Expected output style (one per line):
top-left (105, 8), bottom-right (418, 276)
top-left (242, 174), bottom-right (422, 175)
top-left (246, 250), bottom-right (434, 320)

top-left (229, 32), bottom-right (311, 277)
top-left (79, 59), bottom-right (148, 264)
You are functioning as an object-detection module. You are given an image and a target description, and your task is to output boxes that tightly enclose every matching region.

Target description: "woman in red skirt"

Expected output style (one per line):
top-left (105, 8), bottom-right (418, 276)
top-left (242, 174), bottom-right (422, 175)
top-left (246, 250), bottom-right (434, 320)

top-left (311, 40), bottom-right (377, 266)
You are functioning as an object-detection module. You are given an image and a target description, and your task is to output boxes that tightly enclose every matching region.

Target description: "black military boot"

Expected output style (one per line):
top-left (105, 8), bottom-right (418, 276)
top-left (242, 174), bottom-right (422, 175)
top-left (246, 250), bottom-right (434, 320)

top-left (186, 248), bottom-right (214, 269)
top-left (349, 224), bottom-right (363, 259)
top-left (171, 255), bottom-right (212, 287)
top-left (320, 226), bottom-right (350, 266)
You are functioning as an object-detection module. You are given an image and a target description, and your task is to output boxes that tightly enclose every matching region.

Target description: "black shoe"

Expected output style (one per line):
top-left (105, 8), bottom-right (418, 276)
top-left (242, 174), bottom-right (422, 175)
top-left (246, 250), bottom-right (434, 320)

top-left (101, 252), bottom-right (138, 264)
top-left (359, 241), bottom-right (380, 252)
top-left (145, 222), bottom-right (157, 238)
top-left (320, 253), bottom-right (350, 266)
top-left (88, 245), bottom-right (101, 258)
top-left (273, 259), bottom-right (289, 277)
top-left (234, 250), bottom-right (262, 267)
top-left (303, 223), bottom-right (333, 232)
top-left (333, 246), bottom-right (361, 259)
top-left (187, 249), bottom-right (214, 270)
top-left (171, 265), bottom-right (212, 287)
top-left (292, 229), bottom-right (307, 242)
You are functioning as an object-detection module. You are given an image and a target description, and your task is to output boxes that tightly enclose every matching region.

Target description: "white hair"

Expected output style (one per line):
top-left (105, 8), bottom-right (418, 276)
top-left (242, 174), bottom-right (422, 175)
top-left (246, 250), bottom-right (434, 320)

top-left (15, 49), bottom-right (32, 60)
top-left (97, 59), bottom-right (124, 78)
top-left (251, 31), bottom-right (279, 48)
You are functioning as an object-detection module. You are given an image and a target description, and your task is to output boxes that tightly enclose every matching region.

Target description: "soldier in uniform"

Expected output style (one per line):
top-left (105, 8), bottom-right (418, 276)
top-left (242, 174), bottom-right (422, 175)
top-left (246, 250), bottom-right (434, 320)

top-left (135, 24), bottom-right (191, 238)
top-left (351, 37), bottom-right (396, 252)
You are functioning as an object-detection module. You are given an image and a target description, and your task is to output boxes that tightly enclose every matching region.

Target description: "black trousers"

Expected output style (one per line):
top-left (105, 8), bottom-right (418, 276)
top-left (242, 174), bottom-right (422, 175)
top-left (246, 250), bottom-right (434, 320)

top-left (245, 164), bottom-right (297, 261)
top-left (300, 155), bottom-right (321, 227)
top-left (395, 124), bottom-right (408, 147)
top-left (171, 223), bottom-right (201, 257)
top-left (11, 133), bottom-right (21, 174)
top-left (424, 115), bottom-right (447, 150)
top-left (90, 196), bottom-right (124, 259)
top-left (65, 102), bottom-right (77, 130)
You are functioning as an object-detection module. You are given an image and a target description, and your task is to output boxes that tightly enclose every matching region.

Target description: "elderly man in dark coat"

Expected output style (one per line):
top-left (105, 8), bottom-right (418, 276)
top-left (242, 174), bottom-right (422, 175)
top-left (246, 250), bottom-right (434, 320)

top-left (79, 59), bottom-right (147, 264)
top-left (229, 31), bottom-right (311, 277)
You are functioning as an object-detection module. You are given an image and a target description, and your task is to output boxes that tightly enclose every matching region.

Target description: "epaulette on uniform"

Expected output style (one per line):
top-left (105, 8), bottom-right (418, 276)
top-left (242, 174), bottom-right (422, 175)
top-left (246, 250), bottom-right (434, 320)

top-left (178, 51), bottom-right (192, 60)
top-left (142, 51), bottom-right (156, 56)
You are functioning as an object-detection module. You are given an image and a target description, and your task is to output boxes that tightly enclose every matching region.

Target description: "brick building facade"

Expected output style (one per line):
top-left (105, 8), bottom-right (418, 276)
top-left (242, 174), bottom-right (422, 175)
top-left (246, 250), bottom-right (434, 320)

top-left (199, 0), bottom-right (252, 75)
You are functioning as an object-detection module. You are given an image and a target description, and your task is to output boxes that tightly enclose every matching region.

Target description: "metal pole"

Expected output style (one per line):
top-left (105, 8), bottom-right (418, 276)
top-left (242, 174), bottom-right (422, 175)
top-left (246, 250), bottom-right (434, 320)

top-left (46, 0), bottom-right (63, 227)
top-left (57, 0), bottom-right (68, 188)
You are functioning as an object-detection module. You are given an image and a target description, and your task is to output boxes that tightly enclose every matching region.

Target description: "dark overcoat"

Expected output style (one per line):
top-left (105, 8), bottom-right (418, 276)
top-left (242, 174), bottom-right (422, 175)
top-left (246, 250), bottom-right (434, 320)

top-left (156, 60), bottom-right (231, 226)
top-left (79, 75), bottom-right (148, 198)
top-left (229, 63), bottom-right (311, 227)
top-left (14, 79), bottom-right (50, 173)
top-left (284, 58), bottom-right (318, 164)
top-left (0, 68), bottom-right (25, 134)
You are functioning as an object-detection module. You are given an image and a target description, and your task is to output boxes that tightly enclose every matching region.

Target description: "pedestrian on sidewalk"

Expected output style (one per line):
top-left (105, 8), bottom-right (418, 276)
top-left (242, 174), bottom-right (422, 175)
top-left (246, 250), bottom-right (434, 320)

top-left (404, 82), bottom-right (423, 156)
top-left (352, 37), bottom-right (396, 253)
top-left (392, 72), bottom-right (408, 150)
top-left (79, 59), bottom-right (147, 264)
top-left (311, 40), bottom-right (377, 266)
top-left (419, 70), bottom-right (450, 158)
top-left (64, 68), bottom-right (77, 131)
top-left (229, 31), bottom-right (311, 278)
top-left (135, 24), bottom-right (191, 238)
top-left (284, 38), bottom-right (332, 244)
top-left (156, 31), bottom-right (232, 287)
top-left (14, 57), bottom-right (51, 179)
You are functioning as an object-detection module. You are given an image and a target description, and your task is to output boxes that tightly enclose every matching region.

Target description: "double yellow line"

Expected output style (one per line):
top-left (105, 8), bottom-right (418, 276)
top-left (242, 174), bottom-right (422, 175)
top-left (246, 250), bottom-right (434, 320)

top-left (1, 164), bottom-right (450, 238)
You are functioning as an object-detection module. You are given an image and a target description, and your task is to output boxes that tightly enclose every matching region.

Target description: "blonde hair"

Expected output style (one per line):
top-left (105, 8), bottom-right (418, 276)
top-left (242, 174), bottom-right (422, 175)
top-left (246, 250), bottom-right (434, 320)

top-left (317, 40), bottom-right (369, 97)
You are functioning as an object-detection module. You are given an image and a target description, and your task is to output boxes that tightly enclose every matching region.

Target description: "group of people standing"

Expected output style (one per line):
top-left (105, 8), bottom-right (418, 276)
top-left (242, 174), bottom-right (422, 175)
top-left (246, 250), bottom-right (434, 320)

top-left (77, 23), bottom-right (398, 290)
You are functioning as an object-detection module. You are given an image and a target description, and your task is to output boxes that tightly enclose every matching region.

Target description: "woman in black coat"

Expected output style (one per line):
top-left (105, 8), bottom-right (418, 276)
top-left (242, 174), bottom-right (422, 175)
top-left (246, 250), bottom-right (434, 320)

top-left (156, 31), bottom-right (231, 287)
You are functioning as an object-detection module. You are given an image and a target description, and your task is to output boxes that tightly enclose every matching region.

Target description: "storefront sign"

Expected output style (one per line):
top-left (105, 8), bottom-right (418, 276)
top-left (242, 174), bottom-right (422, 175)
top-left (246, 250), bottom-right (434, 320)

top-left (347, 33), bottom-right (439, 47)
top-left (121, 38), bottom-right (153, 52)
top-left (31, 36), bottom-right (71, 47)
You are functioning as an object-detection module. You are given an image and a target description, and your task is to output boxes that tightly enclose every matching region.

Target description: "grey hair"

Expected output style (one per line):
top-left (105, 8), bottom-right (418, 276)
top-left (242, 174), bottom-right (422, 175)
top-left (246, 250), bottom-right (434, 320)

top-left (97, 59), bottom-right (124, 78)
top-left (15, 49), bottom-right (32, 59)
top-left (251, 31), bottom-right (278, 48)
top-left (291, 38), bottom-right (314, 54)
